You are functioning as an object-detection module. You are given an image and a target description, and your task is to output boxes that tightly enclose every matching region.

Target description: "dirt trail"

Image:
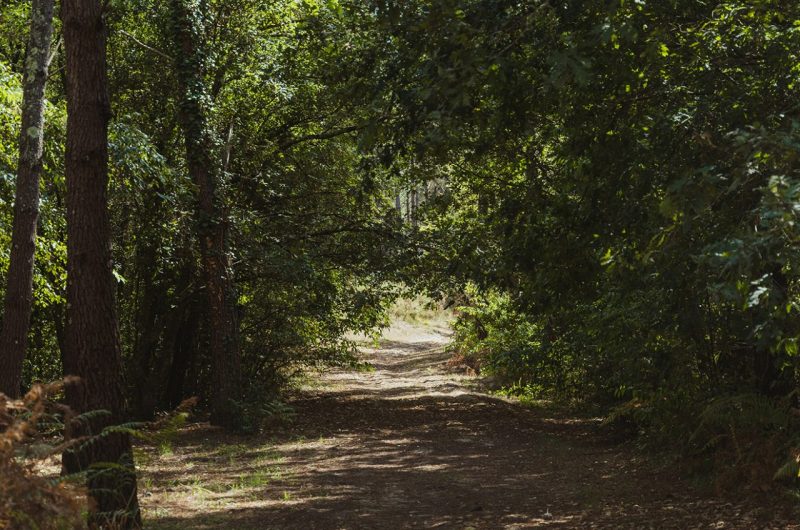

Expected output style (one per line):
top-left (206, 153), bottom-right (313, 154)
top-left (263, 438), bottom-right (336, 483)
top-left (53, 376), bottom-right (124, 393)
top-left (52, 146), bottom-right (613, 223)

top-left (144, 323), bottom-right (796, 529)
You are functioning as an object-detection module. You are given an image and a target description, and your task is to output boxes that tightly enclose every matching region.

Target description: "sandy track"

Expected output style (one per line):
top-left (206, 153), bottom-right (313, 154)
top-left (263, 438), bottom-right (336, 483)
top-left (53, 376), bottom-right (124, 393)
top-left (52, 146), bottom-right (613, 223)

top-left (145, 323), bottom-right (796, 529)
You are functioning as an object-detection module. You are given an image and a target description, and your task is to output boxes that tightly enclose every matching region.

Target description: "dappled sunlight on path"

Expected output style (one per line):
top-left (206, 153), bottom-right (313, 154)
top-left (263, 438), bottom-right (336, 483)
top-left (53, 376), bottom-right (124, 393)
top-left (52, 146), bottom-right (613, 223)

top-left (143, 323), bottom-right (796, 529)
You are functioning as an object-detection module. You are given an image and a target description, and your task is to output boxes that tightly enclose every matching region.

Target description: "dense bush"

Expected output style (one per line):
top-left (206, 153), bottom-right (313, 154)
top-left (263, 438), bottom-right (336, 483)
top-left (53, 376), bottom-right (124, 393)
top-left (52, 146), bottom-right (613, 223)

top-left (372, 0), bottom-right (800, 485)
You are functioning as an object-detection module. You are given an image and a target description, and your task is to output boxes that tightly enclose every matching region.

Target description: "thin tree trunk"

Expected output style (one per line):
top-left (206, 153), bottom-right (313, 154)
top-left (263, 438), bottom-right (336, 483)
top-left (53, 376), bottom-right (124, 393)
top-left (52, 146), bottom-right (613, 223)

top-left (0, 0), bottom-right (55, 398)
top-left (170, 0), bottom-right (241, 428)
top-left (60, 0), bottom-right (141, 526)
top-left (129, 235), bottom-right (165, 419)
top-left (165, 297), bottom-right (201, 409)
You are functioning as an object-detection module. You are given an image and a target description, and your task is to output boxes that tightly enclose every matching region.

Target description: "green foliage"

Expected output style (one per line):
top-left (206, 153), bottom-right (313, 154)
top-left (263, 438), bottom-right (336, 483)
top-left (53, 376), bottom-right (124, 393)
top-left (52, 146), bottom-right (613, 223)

top-left (5, 0), bottom-right (800, 497)
top-left (367, 0), bottom-right (800, 485)
top-left (690, 394), bottom-right (791, 457)
top-left (388, 295), bottom-right (451, 326)
top-left (59, 0), bottom-right (409, 417)
top-left (227, 395), bottom-right (296, 435)
top-left (450, 288), bottom-right (539, 383)
top-left (0, 51), bottom-right (67, 392)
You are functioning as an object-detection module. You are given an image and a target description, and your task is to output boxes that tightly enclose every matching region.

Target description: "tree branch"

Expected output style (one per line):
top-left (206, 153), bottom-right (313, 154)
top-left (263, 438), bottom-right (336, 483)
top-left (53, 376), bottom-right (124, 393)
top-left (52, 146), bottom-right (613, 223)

top-left (278, 123), bottom-right (365, 150)
top-left (118, 30), bottom-right (172, 61)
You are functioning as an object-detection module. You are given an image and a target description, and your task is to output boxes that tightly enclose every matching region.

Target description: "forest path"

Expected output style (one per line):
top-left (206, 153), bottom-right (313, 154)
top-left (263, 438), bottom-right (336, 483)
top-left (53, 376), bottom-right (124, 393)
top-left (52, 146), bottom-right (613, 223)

top-left (143, 322), bottom-right (794, 529)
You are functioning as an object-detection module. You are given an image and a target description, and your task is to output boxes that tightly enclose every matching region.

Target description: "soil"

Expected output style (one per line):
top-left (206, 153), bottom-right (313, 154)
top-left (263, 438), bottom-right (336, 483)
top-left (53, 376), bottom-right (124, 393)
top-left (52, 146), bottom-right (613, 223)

top-left (141, 322), bottom-right (799, 529)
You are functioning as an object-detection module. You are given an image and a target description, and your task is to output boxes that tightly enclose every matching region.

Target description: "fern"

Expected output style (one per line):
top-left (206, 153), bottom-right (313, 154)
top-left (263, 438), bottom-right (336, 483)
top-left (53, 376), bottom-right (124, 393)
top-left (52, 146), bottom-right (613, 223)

top-left (2, 383), bottom-right (200, 527)
top-left (689, 393), bottom-right (789, 453)
top-left (773, 454), bottom-right (800, 482)
top-left (0, 380), bottom-right (86, 529)
top-left (228, 396), bottom-right (296, 434)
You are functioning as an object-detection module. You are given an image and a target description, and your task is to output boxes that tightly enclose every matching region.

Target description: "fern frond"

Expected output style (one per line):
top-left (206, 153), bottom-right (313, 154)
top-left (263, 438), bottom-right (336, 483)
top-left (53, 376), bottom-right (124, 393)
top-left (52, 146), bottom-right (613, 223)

top-left (773, 457), bottom-right (800, 482)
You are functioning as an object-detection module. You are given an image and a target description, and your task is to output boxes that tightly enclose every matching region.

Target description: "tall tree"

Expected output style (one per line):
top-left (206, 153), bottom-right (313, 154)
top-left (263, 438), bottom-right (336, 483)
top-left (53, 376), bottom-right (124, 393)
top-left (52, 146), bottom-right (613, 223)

top-left (169, 0), bottom-right (241, 428)
top-left (0, 0), bottom-right (55, 398)
top-left (60, 0), bottom-right (141, 526)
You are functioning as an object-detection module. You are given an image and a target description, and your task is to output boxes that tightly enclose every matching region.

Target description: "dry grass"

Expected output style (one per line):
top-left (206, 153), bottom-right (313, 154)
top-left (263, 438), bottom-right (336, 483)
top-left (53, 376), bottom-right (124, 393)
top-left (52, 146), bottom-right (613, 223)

top-left (386, 296), bottom-right (453, 333)
top-left (135, 425), bottom-right (307, 529)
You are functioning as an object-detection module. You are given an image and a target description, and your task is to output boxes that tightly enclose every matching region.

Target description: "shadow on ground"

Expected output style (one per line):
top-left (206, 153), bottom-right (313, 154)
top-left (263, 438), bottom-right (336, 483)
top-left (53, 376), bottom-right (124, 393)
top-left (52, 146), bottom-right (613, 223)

top-left (142, 328), bottom-right (797, 529)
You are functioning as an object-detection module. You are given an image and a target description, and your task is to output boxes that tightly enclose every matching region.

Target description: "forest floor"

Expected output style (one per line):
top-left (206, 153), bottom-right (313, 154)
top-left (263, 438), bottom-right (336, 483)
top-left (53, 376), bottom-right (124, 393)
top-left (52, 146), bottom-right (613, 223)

top-left (140, 321), bottom-right (798, 529)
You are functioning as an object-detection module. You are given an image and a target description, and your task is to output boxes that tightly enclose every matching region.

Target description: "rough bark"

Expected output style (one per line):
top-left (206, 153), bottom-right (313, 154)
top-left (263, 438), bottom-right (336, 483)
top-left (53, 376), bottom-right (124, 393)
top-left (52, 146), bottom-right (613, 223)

top-left (60, 0), bottom-right (141, 526)
top-left (170, 0), bottom-right (242, 428)
top-left (0, 0), bottom-right (55, 398)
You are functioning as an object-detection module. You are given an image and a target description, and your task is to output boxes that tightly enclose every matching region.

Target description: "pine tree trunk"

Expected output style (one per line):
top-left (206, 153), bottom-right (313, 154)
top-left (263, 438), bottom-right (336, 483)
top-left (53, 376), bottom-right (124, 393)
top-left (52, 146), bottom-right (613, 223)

top-left (0, 0), bottom-right (55, 398)
top-left (60, 0), bottom-right (141, 526)
top-left (170, 0), bottom-right (241, 428)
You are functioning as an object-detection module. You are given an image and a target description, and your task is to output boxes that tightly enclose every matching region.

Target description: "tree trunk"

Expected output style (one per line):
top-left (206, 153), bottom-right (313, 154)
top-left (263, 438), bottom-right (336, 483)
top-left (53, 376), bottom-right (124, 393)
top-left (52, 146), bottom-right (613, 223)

top-left (0, 0), bottom-right (55, 398)
top-left (129, 236), bottom-right (165, 419)
top-left (165, 297), bottom-right (201, 409)
top-left (170, 0), bottom-right (241, 428)
top-left (60, 0), bottom-right (141, 526)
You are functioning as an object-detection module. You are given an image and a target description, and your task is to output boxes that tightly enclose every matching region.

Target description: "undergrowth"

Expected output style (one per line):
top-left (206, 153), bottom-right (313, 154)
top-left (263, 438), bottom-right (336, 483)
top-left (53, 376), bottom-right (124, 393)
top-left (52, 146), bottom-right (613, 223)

top-left (448, 286), bottom-right (800, 495)
top-left (388, 295), bottom-right (453, 327)
top-left (0, 379), bottom-right (85, 530)
top-left (0, 383), bottom-right (207, 529)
